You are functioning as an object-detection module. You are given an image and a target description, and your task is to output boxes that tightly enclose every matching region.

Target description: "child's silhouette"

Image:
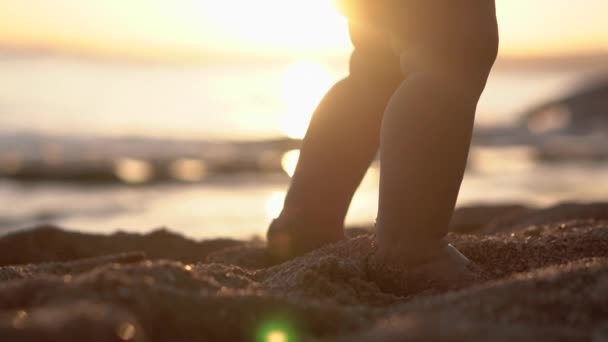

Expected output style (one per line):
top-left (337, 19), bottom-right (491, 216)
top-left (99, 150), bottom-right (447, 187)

top-left (267, 0), bottom-right (499, 295)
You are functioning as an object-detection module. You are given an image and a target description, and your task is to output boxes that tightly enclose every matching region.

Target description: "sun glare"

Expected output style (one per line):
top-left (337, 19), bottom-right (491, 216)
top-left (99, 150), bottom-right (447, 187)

top-left (196, 0), bottom-right (349, 53)
top-left (280, 61), bottom-right (335, 139)
top-left (1, 0), bottom-right (607, 59)
top-left (257, 320), bottom-right (296, 342)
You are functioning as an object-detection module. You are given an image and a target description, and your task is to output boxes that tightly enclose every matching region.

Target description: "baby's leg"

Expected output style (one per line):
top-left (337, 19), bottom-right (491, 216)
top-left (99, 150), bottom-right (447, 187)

top-left (372, 0), bottom-right (499, 294)
top-left (267, 24), bottom-right (402, 261)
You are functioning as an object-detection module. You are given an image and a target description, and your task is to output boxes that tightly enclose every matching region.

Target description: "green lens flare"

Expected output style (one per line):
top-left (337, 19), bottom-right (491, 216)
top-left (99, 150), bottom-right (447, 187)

top-left (266, 330), bottom-right (288, 342)
top-left (257, 320), bottom-right (297, 342)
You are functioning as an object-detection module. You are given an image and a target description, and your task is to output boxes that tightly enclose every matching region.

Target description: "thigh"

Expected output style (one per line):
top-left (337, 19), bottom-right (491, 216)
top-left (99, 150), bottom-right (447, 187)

top-left (393, 0), bottom-right (499, 69)
top-left (388, 0), bottom-right (499, 94)
top-left (341, 0), bottom-right (498, 73)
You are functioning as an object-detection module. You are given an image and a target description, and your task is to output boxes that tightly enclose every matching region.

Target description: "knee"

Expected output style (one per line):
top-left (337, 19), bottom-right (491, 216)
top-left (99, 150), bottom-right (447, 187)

top-left (402, 71), bottom-right (483, 111)
top-left (398, 17), bottom-right (499, 98)
top-left (399, 38), bottom-right (497, 100)
top-left (471, 25), bottom-right (500, 75)
top-left (348, 49), bottom-right (403, 95)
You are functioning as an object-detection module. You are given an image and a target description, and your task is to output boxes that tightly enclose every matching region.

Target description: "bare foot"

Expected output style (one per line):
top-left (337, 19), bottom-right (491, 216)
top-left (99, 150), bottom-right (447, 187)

top-left (367, 239), bottom-right (480, 296)
top-left (266, 217), bottom-right (345, 263)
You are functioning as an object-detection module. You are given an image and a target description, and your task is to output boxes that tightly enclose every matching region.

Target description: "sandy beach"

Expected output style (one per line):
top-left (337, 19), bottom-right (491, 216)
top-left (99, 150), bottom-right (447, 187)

top-left (0, 202), bottom-right (607, 341)
top-left (2, 1), bottom-right (607, 341)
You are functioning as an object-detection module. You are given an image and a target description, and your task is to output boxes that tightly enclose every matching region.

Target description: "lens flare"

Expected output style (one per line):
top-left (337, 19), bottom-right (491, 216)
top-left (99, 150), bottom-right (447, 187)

top-left (266, 330), bottom-right (288, 342)
top-left (257, 320), bottom-right (296, 342)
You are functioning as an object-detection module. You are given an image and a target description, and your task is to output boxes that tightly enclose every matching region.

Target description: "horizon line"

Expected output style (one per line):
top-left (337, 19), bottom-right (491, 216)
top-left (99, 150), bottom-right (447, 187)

top-left (1, 41), bottom-right (607, 67)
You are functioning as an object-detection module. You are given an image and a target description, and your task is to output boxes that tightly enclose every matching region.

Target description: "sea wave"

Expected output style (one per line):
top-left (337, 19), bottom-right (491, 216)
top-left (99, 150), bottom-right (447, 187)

top-left (0, 133), bottom-right (301, 183)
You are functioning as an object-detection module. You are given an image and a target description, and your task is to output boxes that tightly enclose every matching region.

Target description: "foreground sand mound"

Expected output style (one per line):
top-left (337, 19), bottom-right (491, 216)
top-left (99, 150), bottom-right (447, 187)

top-left (2, 203), bottom-right (608, 341)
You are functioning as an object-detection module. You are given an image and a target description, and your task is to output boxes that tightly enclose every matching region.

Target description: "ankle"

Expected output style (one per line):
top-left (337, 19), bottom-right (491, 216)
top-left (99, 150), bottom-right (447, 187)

top-left (267, 212), bottom-right (346, 262)
top-left (373, 233), bottom-right (449, 264)
top-left (276, 207), bottom-right (345, 234)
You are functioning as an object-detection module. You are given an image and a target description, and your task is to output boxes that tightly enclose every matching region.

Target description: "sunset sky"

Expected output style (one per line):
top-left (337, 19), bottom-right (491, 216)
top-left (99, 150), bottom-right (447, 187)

top-left (0, 0), bottom-right (607, 60)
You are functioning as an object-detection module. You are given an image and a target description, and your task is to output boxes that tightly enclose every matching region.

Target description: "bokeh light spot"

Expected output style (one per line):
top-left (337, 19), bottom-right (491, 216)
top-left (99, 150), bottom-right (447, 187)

top-left (113, 158), bottom-right (154, 184)
top-left (169, 158), bottom-right (208, 182)
top-left (12, 310), bottom-right (27, 330)
top-left (116, 322), bottom-right (136, 341)
top-left (280, 149), bottom-right (300, 177)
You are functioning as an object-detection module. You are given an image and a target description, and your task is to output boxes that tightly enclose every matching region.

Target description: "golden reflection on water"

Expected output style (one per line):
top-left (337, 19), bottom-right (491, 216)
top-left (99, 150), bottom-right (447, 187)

top-left (113, 158), bottom-right (154, 184)
top-left (279, 61), bottom-right (335, 139)
top-left (265, 191), bottom-right (286, 220)
top-left (280, 149), bottom-right (300, 177)
top-left (470, 146), bottom-right (536, 174)
top-left (169, 158), bottom-right (208, 182)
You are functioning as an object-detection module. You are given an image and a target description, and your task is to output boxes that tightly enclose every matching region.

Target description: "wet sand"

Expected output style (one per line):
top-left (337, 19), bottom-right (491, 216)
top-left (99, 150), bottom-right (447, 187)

top-left (1, 202), bottom-right (608, 341)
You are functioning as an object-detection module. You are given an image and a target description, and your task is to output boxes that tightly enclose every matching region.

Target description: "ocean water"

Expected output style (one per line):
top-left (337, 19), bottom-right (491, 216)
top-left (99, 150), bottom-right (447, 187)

top-left (1, 55), bottom-right (607, 239)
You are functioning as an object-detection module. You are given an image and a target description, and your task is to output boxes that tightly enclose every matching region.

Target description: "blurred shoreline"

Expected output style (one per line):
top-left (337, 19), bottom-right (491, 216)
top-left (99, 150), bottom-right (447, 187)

top-left (1, 53), bottom-right (607, 239)
top-left (0, 133), bottom-right (300, 183)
